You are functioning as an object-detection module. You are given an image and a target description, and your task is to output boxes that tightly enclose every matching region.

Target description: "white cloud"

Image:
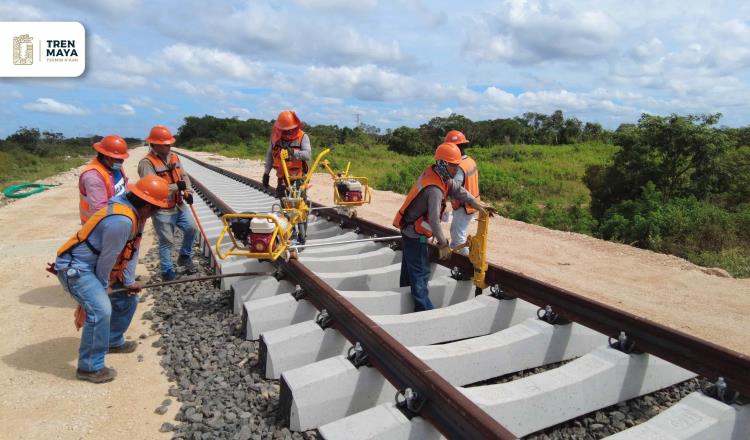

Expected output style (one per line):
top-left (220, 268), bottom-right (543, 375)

top-left (61, 0), bottom-right (141, 16)
top-left (0, 3), bottom-right (44, 20)
top-left (23, 98), bottom-right (88, 115)
top-left (156, 3), bottom-right (415, 70)
top-left (293, 0), bottom-right (377, 11)
top-left (0, 90), bottom-right (23, 101)
top-left (112, 104), bottom-right (136, 115)
top-left (463, 1), bottom-right (622, 64)
top-left (161, 44), bottom-right (267, 82)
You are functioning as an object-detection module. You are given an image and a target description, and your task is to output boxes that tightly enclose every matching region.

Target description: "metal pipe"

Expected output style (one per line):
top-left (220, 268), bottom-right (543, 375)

top-left (109, 271), bottom-right (271, 295)
top-left (290, 235), bottom-right (401, 250)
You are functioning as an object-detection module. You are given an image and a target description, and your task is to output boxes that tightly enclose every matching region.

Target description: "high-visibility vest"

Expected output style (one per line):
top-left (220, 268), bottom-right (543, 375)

top-left (144, 151), bottom-right (183, 205)
top-left (271, 131), bottom-right (307, 178)
top-left (452, 156), bottom-right (480, 214)
top-left (392, 166), bottom-right (448, 237)
top-left (79, 158), bottom-right (127, 223)
top-left (58, 203), bottom-right (143, 286)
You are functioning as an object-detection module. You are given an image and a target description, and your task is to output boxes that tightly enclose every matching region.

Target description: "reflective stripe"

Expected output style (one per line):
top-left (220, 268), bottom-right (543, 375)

top-left (465, 166), bottom-right (478, 177)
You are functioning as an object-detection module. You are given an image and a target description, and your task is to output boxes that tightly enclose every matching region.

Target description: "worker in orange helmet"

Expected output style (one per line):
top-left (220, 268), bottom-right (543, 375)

top-left (79, 135), bottom-right (130, 224)
top-left (444, 130), bottom-right (480, 256)
top-left (138, 125), bottom-right (198, 280)
top-left (393, 143), bottom-right (496, 312)
top-left (262, 110), bottom-right (311, 199)
top-left (55, 176), bottom-right (172, 383)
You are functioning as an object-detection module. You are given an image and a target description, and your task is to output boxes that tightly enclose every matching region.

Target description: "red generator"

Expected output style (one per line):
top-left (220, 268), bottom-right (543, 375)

top-left (340, 179), bottom-right (363, 203)
top-left (249, 215), bottom-right (286, 253)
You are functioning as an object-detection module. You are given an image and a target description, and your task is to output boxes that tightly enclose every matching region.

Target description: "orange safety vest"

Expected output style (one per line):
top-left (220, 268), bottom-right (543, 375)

top-left (451, 156), bottom-right (480, 214)
top-left (271, 131), bottom-right (308, 178)
top-left (392, 166), bottom-right (448, 237)
top-left (58, 203), bottom-right (143, 286)
top-left (145, 151), bottom-right (183, 205)
top-left (79, 158), bottom-right (127, 223)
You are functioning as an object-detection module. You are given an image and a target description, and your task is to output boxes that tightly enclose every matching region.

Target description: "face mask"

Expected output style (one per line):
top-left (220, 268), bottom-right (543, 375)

top-left (112, 162), bottom-right (123, 171)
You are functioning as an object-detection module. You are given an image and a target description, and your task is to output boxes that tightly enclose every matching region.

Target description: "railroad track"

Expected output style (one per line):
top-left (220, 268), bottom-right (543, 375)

top-left (177, 151), bottom-right (749, 440)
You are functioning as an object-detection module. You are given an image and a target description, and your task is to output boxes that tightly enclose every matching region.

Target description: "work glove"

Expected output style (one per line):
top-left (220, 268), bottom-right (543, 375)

top-left (184, 192), bottom-right (193, 205)
top-left (176, 180), bottom-right (187, 191)
top-left (479, 203), bottom-right (498, 218)
top-left (437, 242), bottom-right (452, 261)
top-left (262, 173), bottom-right (270, 188)
top-left (123, 283), bottom-right (142, 295)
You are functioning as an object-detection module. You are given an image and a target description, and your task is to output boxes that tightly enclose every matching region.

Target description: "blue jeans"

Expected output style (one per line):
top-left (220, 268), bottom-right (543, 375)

top-left (152, 209), bottom-right (198, 273)
top-left (399, 235), bottom-right (434, 312)
top-left (57, 269), bottom-right (139, 372)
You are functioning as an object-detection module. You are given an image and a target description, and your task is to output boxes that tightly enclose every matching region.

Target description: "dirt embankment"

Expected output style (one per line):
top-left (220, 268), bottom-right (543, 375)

top-left (0, 147), bottom-right (174, 440)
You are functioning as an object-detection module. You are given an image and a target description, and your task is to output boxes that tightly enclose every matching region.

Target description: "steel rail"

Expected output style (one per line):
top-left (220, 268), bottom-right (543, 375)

top-left (184, 164), bottom-right (516, 439)
top-left (178, 149), bottom-right (750, 399)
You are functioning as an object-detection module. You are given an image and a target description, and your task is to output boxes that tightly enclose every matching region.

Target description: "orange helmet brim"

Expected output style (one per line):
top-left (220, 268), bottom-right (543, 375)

top-left (93, 142), bottom-right (130, 159)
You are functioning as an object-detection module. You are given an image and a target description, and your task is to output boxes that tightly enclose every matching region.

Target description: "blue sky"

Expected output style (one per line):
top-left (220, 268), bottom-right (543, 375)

top-left (1, 0), bottom-right (750, 138)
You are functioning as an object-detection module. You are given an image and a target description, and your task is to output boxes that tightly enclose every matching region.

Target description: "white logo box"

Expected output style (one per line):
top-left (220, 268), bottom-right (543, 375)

top-left (1, 21), bottom-right (86, 77)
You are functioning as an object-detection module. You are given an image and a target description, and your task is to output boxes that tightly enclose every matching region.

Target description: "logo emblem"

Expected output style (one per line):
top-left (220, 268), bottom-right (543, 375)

top-left (13, 34), bottom-right (33, 65)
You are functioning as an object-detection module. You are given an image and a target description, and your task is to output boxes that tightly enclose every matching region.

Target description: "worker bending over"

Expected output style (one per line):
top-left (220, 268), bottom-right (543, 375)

top-left (393, 143), bottom-right (495, 312)
top-left (55, 176), bottom-right (171, 383)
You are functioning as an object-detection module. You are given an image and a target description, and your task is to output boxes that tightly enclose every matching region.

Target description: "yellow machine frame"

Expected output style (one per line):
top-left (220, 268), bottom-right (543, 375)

top-left (456, 210), bottom-right (490, 290)
top-left (321, 159), bottom-right (372, 209)
top-left (215, 148), bottom-right (334, 262)
top-left (215, 212), bottom-right (299, 261)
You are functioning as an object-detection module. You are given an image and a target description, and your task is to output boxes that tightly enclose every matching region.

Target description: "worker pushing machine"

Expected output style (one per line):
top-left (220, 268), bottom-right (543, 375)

top-left (79, 135), bottom-right (130, 224)
top-left (262, 110), bottom-right (312, 199)
top-left (444, 130), bottom-right (480, 256)
top-left (393, 142), bottom-right (495, 312)
top-left (138, 125), bottom-right (198, 280)
top-left (54, 176), bottom-right (172, 383)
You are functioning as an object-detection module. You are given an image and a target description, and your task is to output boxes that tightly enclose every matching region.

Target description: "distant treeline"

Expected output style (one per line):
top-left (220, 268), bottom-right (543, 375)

top-left (175, 110), bottom-right (610, 154)
top-left (0, 127), bottom-right (141, 157)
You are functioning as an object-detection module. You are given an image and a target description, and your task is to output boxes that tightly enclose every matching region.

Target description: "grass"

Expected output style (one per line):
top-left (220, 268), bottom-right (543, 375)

top-left (0, 149), bottom-right (87, 189)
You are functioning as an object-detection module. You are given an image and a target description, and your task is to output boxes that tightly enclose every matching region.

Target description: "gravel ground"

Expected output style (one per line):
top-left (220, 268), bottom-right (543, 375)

top-left (141, 238), bottom-right (319, 440)
top-left (525, 378), bottom-right (702, 439)
top-left (466, 357), bottom-right (703, 439)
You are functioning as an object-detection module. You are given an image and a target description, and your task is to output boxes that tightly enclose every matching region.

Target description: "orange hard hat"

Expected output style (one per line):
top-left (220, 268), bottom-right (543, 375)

top-left (128, 175), bottom-right (172, 208)
top-left (275, 111), bottom-right (300, 130)
top-left (434, 142), bottom-right (462, 164)
top-left (444, 130), bottom-right (469, 145)
top-left (93, 135), bottom-right (129, 159)
top-left (145, 125), bottom-right (176, 145)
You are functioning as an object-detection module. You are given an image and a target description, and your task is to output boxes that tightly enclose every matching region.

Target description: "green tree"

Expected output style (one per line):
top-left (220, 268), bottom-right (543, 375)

top-left (387, 126), bottom-right (430, 156)
top-left (585, 113), bottom-right (732, 218)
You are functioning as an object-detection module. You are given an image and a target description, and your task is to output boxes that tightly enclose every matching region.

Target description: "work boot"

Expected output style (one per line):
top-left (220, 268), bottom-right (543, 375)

top-left (162, 269), bottom-right (176, 281)
top-left (177, 254), bottom-right (197, 274)
top-left (76, 366), bottom-right (117, 384)
top-left (108, 340), bottom-right (138, 354)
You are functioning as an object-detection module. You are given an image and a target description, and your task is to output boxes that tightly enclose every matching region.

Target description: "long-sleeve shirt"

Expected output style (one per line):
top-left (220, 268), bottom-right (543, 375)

top-left (137, 150), bottom-right (192, 214)
top-left (79, 167), bottom-right (128, 216)
top-left (263, 133), bottom-right (312, 175)
top-left (401, 173), bottom-right (479, 244)
top-left (55, 193), bottom-right (141, 288)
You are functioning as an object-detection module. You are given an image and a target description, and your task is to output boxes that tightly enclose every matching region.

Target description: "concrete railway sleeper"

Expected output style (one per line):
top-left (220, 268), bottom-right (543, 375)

top-left (177, 151), bottom-right (749, 439)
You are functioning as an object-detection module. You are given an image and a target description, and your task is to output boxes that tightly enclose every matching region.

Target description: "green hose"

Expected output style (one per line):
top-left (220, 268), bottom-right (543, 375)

top-left (2, 183), bottom-right (59, 199)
